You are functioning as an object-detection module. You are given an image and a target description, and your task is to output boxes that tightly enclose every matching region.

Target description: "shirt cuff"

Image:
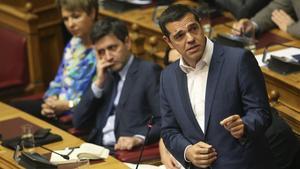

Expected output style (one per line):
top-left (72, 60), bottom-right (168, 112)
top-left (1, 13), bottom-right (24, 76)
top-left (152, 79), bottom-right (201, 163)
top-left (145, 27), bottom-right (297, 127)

top-left (91, 82), bottom-right (104, 98)
top-left (184, 145), bottom-right (192, 162)
top-left (134, 135), bottom-right (145, 143)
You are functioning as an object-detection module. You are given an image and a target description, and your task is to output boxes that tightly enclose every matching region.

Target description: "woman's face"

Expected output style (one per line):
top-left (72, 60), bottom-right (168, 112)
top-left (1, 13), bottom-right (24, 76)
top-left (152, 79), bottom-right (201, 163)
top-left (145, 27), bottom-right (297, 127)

top-left (61, 8), bottom-right (95, 38)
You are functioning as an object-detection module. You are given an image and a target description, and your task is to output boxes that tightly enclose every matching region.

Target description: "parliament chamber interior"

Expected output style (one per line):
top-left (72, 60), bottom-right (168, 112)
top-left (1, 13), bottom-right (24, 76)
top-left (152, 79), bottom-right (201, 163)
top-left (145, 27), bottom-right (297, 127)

top-left (0, 0), bottom-right (299, 169)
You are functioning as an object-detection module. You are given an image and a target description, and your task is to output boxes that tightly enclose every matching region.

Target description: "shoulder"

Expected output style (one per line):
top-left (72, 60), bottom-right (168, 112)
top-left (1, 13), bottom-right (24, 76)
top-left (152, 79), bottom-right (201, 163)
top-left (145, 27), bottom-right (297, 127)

top-left (213, 43), bottom-right (253, 62)
top-left (161, 60), bottom-right (179, 81)
top-left (135, 58), bottom-right (162, 73)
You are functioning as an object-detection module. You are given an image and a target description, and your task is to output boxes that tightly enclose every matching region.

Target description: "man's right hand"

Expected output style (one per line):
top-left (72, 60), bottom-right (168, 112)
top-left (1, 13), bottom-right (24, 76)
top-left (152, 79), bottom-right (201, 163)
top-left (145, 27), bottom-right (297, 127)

top-left (94, 55), bottom-right (114, 88)
top-left (232, 19), bottom-right (256, 36)
top-left (185, 141), bottom-right (217, 168)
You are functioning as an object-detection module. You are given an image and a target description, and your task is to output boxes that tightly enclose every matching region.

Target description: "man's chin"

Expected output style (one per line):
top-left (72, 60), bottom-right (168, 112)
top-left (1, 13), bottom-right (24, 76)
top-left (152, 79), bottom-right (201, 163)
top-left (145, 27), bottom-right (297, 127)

top-left (110, 64), bottom-right (122, 72)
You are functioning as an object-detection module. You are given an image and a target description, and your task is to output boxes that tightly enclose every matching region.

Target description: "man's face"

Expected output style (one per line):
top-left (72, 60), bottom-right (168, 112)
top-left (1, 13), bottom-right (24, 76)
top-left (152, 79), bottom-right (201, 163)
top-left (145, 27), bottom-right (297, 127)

top-left (61, 8), bottom-right (95, 38)
top-left (163, 13), bottom-right (206, 67)
top-left (94, 34), bottom-right (131, 72)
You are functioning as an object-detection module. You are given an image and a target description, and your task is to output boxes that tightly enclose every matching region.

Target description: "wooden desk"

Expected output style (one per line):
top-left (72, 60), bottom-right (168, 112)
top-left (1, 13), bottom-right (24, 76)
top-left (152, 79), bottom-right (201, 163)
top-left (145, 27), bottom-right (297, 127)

top-left (258, 41), bottom-right (300, 138)
top-left (0, 102), bottom-right (129, 169)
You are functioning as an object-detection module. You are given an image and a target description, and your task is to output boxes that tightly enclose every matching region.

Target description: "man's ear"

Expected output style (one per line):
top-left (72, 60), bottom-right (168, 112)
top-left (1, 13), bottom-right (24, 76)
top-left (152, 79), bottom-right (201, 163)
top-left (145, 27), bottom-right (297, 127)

top-left (124, 36), bottom-right (131, 49)
top-left (163, 35), bottom-right (174, 49)
top-left (90, 9), bottom-right (97, 21)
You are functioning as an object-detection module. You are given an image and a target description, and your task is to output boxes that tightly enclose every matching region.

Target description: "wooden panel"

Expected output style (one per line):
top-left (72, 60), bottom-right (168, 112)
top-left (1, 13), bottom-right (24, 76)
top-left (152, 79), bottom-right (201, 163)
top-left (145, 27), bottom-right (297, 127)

top-left (0, 0), bottom-right (64, 98)
top-left (0, 4), bottom-right (43, 98)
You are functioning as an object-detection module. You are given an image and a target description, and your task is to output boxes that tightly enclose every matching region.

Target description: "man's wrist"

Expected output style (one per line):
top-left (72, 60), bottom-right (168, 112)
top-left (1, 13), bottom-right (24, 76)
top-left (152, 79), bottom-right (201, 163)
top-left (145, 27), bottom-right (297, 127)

top-left (91, 82), bottom-right (104, 98)
top-left (184, 145), bottom-right (192, 162)
top-left (133, 135), bottom-right (145, 145)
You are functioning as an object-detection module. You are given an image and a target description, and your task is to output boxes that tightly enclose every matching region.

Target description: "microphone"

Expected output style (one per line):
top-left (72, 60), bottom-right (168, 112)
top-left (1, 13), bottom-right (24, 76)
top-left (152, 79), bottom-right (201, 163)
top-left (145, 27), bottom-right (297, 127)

top-left (40, 145), bottom-right (72, 160)
top-left (135, 116), bottom-right (154, 169)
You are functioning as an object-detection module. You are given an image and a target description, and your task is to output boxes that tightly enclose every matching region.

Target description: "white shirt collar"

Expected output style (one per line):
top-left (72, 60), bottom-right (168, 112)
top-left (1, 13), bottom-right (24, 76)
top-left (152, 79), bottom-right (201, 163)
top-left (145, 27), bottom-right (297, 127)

top-left (179, 37), bottom-right (214, 73)
top-left (118, 54), bottom-right (134, 80)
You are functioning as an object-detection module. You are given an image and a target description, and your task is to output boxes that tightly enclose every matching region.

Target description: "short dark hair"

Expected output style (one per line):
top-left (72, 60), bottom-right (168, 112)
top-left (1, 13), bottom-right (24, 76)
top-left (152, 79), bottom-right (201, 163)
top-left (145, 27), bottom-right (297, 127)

top-left (90, 17), bottom-right (129, 44)
top-left (57, 0), bottom-right (98, 20)
top-left (158, 4), bottom-right (199, 37)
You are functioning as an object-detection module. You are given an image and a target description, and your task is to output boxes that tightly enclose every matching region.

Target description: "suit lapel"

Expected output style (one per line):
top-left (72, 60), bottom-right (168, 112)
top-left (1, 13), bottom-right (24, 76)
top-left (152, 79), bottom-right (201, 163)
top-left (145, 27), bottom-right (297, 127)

top-left (175, 66), bottom-right (204, 136)
top-left (204, 44), bottom-right (225, 134)
top-left (117, 58), bottom-right (139, 108)
top-left (114, 58), bottom-right (139, 136)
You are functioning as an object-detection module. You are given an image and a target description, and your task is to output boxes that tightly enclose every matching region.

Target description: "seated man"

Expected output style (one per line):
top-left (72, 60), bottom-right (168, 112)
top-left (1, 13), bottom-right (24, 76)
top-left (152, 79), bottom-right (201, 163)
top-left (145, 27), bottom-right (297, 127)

top-left (233, 0), bottom-right (300, 39)
top-left (73, 18), bottom-right (161, 151)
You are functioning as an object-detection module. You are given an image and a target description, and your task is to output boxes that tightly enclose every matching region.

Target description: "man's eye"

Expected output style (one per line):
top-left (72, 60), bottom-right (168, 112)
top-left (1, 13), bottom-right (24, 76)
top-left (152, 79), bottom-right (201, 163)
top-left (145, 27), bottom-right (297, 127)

top-left (189, 24), bottom-right (200, 33)
top-left (174, 33), bottom-right (184, 40)
top-left (98, 49), bottom-right (105, 56)
top-left (108, 45), bottom-right (118, 51)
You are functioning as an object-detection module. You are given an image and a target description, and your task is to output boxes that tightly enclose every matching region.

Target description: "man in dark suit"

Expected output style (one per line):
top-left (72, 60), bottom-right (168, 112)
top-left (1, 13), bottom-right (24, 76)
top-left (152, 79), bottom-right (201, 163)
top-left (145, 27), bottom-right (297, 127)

top-left (158, 4), bottom-right (279, 169)
top-left (72, 18), bottom-right (161, 151)
top-left (233, 0), bottom-right (300, 39)
top-left (210, 0), bottom-right (271, 19)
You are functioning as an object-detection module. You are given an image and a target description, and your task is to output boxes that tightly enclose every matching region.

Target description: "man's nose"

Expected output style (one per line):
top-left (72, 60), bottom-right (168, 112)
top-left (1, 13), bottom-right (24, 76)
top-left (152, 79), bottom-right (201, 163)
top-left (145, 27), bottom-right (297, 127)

top-left (104, 50), bottom-right (113, 61)
top-left (186, 32), bottom-right (195, 43)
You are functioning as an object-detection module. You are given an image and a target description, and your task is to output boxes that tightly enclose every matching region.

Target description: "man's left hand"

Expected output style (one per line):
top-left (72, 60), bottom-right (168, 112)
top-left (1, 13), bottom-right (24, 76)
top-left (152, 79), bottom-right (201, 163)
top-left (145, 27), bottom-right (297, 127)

top-left (220, 114), bottom-right (244, 139)
top-left (114, 136), bottom-right (144, 150)
top-left (271, 9), bottom-right (295, 32)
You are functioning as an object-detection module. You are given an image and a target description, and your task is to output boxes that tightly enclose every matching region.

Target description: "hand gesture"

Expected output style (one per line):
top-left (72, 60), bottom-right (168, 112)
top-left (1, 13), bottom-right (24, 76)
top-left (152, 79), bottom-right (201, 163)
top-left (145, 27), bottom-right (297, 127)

top-left (220, 114), bottom-right (245, 139)
top-left (271, 9), bottom-right (295, 32)
top-left (94, 53), bottom-right (114, 88)
top-left (114, 136), bottom-right (144, 150)
top-left (185, 141), bottom-right (217, 168)
top-left (232, 19), bottom-right (256, 36)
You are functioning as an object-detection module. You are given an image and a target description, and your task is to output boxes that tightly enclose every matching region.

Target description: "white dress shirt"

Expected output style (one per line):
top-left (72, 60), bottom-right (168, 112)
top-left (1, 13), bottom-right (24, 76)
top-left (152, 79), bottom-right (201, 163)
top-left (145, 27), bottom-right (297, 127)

top-left (179, 38), bottom-right (214, 161)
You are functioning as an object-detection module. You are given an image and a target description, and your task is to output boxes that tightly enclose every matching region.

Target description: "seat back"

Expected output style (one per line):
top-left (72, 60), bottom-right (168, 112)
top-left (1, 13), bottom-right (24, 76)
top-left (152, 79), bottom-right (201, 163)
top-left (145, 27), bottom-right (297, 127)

top-left (0, 27), bottom-right (28, 89)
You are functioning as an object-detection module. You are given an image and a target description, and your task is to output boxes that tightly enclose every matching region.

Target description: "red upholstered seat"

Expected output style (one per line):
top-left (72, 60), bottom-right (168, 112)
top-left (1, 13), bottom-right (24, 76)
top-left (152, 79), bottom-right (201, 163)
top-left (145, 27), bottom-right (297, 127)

top-left (0, 28), bottom-right (28, 89)
top-left (115, 143), bottom-right (160, 163)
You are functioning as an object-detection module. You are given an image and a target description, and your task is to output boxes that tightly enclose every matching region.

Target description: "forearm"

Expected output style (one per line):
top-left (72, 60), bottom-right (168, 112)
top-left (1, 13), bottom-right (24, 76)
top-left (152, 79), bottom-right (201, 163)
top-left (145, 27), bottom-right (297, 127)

top-left (252, 0), bottom-right (295, 34)
top-left (287, 22), bottom-right (300, 39)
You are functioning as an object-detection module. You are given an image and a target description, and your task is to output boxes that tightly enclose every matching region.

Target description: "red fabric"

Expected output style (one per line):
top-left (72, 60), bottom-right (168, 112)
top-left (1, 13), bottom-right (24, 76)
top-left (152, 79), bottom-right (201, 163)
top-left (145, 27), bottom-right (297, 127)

top-left (67, 128), bottom-right (89, 137)
top-left (115, 143), bottom-right (160, 163)
top-left (0, 28), bottom-right (28, 89)
top-left (59, 114), bottom-right (73, 124)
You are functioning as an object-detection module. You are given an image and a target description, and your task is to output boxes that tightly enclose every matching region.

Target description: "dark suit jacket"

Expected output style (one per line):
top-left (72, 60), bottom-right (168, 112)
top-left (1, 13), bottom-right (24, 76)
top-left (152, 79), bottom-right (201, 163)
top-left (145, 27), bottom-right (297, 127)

top-left (214, 0), bottom-right (271, 19)
top-left (73, 57), bottom-right (161, 146)
top-left (160, 43), bottom-right (278, 169)
top-left (252, 0), bottom-right (300, 38)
